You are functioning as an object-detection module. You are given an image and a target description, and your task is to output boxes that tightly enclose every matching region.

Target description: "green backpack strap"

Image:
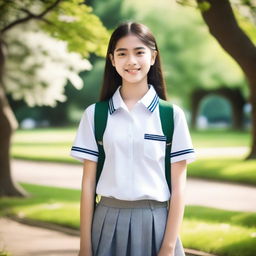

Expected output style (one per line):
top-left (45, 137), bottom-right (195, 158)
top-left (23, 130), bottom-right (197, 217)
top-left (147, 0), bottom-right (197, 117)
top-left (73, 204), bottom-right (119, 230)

top-left (93, 98), bottom-right (174, 208)
top-left (159, 99), bottom-right (174, 194)
top-left (94, 100), bottom-right (109, 207)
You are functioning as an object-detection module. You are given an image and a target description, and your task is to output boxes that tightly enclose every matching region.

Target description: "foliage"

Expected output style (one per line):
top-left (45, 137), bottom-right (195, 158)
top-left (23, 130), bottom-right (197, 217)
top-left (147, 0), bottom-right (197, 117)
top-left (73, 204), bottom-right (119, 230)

top-left (0, 0), bottom-right (110, 107)
top-left (0, 0), bottom-right (110, 57)
top-left (123, 1), bottom-right (246, 108)
top-left (176, 0), bottom-right (256, 41)
top-left (40, 0), bottom-right (109, 57)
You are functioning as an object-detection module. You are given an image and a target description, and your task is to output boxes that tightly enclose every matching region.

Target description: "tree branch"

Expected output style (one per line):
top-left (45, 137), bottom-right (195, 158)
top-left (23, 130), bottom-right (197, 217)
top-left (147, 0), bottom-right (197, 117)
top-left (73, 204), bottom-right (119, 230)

top-left (196, 0), bottom-right (256, 83)
top-left (1, 0), bottom-right (62, 33)
top-left (20, 8), bottom-right (53, 25)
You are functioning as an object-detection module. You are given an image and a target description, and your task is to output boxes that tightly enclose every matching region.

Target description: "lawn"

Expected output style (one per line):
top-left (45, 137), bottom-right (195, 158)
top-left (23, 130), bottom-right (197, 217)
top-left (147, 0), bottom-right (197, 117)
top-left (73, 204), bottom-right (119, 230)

top-left (11, 127), bottom-right (251, 164)
top-left (0, 183), bottom-right (255, 256)
top-left (10, 127), bottom-right (256, 186)
top-left (188, 157), bottom-right (256, 185)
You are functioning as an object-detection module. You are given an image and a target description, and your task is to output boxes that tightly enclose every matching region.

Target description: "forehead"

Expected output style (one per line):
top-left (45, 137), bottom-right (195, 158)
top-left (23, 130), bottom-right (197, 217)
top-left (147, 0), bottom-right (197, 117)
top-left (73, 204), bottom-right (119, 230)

top-left (114, 34), bottom-right (149, 51)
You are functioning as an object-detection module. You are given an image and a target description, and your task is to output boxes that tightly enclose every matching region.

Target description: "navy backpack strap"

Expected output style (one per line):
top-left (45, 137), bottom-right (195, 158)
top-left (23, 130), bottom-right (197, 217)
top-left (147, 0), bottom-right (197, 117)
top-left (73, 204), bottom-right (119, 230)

top-left (159, 99), bottom-right (174, 194)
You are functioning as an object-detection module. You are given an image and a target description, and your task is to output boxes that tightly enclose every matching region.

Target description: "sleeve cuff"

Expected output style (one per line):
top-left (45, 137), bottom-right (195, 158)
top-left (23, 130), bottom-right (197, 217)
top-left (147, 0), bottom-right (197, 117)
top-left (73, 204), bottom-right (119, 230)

top-left (70, 146), bottom-right (98, 163)
top-left (170, 149), bottom-right (196, 164)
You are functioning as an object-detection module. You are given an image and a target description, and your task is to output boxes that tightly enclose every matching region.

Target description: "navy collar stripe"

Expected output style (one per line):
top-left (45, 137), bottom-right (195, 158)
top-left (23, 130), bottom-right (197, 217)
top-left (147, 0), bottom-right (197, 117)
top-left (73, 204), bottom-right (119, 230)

top-left (108, 88), bottom-right (159, 114)
top-left (147, 94), bottom-right (159, 112)
top-left (109, 98), bottom-right (115, 115)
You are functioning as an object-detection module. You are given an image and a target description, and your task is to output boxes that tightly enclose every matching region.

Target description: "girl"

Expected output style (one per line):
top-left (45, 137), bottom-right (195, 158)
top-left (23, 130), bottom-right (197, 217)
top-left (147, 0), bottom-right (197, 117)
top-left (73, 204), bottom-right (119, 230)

top-left (70, 22), bottom-right (196, 256)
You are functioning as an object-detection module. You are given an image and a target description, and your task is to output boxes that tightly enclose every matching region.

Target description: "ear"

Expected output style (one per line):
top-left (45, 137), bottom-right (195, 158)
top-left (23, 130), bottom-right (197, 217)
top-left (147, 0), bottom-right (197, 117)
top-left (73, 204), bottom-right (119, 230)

top-left (151, 50), bottom-right (157, 66)
top-left (109, 53), bottom-right (115, 67)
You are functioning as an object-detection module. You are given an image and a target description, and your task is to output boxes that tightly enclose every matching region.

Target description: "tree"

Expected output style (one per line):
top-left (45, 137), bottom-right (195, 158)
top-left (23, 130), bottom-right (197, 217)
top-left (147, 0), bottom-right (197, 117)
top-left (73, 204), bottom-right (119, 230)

top-left (0, 0), bottom-right (109, 197)
top-left (192, 0), bottom-right (256, 159)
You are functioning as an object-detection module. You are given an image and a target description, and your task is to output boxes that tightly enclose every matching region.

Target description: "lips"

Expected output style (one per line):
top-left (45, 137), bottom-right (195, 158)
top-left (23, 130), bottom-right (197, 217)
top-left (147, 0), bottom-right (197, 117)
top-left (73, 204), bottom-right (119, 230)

top-left (125, 68), bottom-right (141, 74)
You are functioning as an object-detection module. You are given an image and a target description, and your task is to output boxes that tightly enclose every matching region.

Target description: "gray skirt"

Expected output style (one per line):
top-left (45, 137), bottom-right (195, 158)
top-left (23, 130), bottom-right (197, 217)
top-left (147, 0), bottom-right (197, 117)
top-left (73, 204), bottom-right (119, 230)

top-left (92, 196), bottom-right (185, 256)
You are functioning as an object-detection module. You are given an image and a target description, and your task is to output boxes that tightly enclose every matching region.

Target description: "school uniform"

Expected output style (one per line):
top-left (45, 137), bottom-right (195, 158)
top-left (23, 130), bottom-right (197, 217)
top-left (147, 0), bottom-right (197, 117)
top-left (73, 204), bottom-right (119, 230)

top-left (70, 84), bottom-right (196, 256)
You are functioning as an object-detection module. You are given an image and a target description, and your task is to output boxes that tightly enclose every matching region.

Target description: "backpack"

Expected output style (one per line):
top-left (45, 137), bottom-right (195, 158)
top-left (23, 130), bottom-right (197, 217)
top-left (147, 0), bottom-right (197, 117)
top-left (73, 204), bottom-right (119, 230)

top-left (94, 98), bottom-right (174, 207)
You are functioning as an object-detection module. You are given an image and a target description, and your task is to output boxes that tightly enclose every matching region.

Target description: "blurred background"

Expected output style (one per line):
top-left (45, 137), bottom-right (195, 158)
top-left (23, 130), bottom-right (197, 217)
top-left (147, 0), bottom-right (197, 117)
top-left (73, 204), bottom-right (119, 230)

top-left (0, 0), bottom-right (256, 256)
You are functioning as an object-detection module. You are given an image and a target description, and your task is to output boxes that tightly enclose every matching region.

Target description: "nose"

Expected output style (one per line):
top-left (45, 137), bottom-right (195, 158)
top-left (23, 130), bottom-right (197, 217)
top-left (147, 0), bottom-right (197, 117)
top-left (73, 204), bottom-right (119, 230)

top-left (126, 54), bottom-right (137, 66)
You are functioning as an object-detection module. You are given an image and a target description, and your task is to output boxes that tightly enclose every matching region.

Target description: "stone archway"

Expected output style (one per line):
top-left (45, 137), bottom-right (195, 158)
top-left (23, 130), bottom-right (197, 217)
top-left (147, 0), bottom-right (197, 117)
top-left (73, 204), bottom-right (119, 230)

top-left (190, 87), bottom-right (246, 130)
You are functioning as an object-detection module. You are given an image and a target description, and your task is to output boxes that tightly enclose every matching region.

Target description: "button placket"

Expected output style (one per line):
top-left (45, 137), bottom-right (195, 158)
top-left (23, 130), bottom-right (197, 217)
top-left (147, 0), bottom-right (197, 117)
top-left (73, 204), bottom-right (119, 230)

top-left (127, 115), bottom-right (134, 158)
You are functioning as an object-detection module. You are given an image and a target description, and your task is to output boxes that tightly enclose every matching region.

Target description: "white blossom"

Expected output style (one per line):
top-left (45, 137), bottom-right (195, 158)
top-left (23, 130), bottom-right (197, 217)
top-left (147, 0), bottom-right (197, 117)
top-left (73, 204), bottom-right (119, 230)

top-left (58, 14), bottom-right (78, 23)
top-left (3, 22), bottom-right (92, 107)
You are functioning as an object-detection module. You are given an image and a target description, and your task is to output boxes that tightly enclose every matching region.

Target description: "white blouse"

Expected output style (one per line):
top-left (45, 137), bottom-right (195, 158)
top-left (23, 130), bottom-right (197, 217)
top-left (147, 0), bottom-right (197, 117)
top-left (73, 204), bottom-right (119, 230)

top-left (70, 84), bottom-right (196, 201)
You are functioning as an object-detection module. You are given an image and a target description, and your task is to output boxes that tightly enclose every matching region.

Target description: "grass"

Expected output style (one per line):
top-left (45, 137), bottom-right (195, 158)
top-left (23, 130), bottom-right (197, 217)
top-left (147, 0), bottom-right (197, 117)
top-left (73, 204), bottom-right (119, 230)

top-left (0, 183), bottom-right (80, 229)
top-left (11, 127), bottom-right (75, 164)
top-left (11, 127), bottom-right (251, 164)
top-left (10, 127), bottom-right (256, 186)
top-left (188, 157), bottom-right (256, 186)
top-left (0, 252), bottom-right (11, 256)
top-left (0, 183), bottom-right (255, 256)
top-left (191, 128), bottom-right (251, 148)
top-left (12, 127), bottom-right (251, 147)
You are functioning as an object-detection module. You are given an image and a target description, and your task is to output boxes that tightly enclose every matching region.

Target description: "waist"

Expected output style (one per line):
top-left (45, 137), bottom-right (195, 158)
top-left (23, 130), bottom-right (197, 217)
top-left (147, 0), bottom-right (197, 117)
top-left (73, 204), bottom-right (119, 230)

top-left (98, 196), bottom-right (168, 209)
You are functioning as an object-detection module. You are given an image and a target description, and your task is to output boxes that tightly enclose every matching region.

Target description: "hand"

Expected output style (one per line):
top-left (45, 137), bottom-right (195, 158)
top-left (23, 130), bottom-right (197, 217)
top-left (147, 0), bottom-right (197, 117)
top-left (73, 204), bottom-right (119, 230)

top-left (157, 245), bottom-right (175, 256)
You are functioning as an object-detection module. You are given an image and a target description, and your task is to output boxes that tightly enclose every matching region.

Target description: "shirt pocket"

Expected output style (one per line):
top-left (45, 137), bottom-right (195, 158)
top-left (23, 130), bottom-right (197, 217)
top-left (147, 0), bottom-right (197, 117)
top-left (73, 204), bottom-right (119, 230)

top-left (143, 133), bottom-right (166, 161)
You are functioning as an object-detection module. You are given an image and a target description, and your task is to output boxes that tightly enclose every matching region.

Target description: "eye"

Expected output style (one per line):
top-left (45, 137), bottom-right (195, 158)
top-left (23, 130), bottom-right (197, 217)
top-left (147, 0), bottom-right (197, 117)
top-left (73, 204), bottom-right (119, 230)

top-left (137, 51), bottom-right (145, 55)
top-left (117, 52), bottom-right (126, 56)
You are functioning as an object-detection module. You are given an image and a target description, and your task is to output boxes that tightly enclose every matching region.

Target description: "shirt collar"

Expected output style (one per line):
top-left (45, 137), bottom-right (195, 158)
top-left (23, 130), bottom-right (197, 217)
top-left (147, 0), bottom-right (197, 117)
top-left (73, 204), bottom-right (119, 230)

top-left (108, 84), bottom-right (159, 115)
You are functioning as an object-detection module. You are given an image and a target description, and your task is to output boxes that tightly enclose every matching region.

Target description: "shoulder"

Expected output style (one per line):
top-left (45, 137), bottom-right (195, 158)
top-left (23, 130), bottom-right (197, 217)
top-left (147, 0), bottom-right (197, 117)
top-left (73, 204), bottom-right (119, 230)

top-left (80, 103), bottom-right (96, 122)
top-left (84, 103), bottom-right (96, 115)
top-left (172, 103), bottom-right (186, 120)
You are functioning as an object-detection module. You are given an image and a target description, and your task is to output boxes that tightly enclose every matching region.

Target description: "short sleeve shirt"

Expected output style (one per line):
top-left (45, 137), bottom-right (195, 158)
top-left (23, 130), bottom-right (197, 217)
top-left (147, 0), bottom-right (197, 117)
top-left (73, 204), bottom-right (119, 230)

top-left (70, 84), bottom-right (196, 201)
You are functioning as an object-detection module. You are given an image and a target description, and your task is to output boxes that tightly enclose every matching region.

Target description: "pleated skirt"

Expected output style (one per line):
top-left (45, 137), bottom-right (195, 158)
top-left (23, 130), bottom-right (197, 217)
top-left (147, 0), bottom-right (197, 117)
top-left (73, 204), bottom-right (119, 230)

top-left (92, 196), bottom-right (186, 256)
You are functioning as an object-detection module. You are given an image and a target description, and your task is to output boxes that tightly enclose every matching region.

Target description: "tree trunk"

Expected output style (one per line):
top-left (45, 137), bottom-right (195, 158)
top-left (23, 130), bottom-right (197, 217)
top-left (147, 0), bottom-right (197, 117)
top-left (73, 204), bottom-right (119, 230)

top-left (0, 40), bottom-right (30, 197)
top-left (246, 84), bottom-right (256, 159)
top-left (197, 0), bottom-right (256, 159)
top-left (230, 88), bottom-right (245, 131)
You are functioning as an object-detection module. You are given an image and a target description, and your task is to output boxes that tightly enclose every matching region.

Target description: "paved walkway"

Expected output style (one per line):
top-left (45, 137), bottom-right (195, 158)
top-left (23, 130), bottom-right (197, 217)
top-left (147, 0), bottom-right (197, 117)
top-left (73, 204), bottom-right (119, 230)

top-left (0, 218), bottom-right (214, 256)
top-left (0, 217), bottom-right (79, 256)
top-left (11, 159), bottom-right (256, 212)
top-left (196, 146), bottom-right (249, 158)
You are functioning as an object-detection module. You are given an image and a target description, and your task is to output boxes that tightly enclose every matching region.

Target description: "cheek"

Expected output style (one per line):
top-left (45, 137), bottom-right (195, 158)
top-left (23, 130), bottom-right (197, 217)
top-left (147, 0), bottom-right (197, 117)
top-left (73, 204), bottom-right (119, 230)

top-left (114, 59), bottom-right (127, 73)
top-left (142, 54), bottom-right (153, 65)
top-left (114, 61), bottom-right (124, 75)
top-left (114, 58), bottom-right (123, 67)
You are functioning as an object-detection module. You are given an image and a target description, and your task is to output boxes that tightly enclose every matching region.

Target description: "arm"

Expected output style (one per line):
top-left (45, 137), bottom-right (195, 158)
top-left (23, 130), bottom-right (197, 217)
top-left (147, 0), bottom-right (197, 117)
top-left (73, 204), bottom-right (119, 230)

top-left (78, 159), bottom-right (97, 256)
top-left (158, 160), bottom-right (187, 256)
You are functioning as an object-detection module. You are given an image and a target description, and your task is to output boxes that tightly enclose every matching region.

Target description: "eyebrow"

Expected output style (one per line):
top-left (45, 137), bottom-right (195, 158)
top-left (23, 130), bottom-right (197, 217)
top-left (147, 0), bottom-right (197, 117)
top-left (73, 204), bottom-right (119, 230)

top-left (115, 46), bottom-right (146, 52)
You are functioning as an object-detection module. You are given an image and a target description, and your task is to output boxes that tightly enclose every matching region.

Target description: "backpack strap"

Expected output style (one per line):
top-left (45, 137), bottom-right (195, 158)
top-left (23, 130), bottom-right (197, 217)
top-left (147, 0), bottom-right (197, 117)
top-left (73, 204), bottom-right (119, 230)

top-left (159, 99), bottom-right (174, 194)
top-left (94, 100), bottom-right (109, 207)
top-left (93, 98), bottom-right (174, 209)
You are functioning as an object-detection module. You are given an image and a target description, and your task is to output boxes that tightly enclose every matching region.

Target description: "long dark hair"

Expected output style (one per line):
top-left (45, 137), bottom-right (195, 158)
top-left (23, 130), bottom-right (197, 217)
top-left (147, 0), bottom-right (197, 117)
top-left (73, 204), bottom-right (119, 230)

top-left (99, 22), bottom-right (167, 101)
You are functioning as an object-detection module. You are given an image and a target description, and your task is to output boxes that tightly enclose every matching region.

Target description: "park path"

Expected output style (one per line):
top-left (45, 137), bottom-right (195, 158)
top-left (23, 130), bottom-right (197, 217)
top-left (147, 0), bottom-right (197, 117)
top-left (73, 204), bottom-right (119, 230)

top-left (0, 217), bottom-right (79, 256)
top-left (11, 158), bottom-right (256, 212)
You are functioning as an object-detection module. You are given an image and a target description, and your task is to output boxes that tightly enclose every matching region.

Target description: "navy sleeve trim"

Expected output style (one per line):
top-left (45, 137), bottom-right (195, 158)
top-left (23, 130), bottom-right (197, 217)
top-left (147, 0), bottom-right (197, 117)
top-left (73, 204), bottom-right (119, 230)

top-left (71, 146), bottom-right (99, 157)
top-left (170, 149), bottom-right (195, 158)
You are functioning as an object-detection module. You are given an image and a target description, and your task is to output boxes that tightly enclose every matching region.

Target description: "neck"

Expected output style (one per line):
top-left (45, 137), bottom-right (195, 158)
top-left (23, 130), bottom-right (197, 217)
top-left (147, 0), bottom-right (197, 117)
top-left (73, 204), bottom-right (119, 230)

top-left (120, 81), bottom-right (149, 101)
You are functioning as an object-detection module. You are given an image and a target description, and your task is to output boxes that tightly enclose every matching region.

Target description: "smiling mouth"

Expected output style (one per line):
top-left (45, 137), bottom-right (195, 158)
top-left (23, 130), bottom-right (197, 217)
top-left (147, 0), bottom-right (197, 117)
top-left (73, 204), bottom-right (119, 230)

top-left (125, 68), bottom-right (141, 73)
